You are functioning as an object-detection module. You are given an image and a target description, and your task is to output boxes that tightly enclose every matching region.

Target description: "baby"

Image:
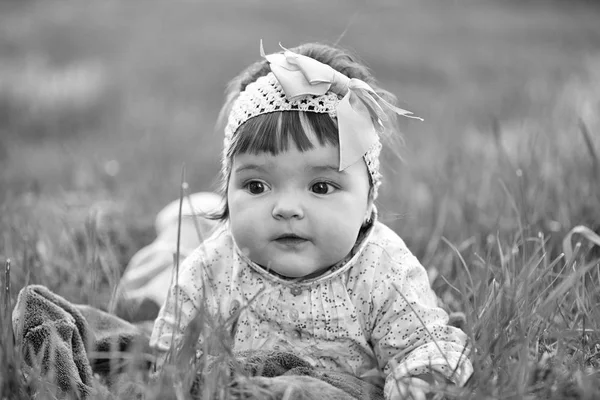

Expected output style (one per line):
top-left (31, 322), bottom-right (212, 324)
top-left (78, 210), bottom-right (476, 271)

top-left (150, 42), bottom-right (472, 399)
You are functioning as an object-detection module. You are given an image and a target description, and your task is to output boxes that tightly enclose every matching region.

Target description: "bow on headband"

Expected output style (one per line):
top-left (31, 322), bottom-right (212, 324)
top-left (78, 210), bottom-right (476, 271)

top-left (260, 41), bottom-right (422, 170)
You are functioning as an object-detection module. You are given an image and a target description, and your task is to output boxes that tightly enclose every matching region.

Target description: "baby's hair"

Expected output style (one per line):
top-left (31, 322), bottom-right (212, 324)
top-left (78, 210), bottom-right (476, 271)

top-left (212, 42), bottom-right (401, 221)
top-left (228, 112), bottom-right (338, 157)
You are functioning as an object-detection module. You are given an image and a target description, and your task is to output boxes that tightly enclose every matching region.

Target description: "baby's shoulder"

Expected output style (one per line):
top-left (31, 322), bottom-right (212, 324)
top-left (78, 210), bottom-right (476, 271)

top-left (362, 221), bottom-right (415, 263)
top-left (350, 222), bottom-right (426, 288)
top-left (183, 224), bottom-right (234, 269)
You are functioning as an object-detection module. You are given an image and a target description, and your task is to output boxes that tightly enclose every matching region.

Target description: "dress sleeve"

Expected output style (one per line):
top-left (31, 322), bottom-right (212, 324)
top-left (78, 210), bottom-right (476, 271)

top-left (149, 246), bottom-right (210, 371)
top-left (367, 244), bottom-right (473, 397)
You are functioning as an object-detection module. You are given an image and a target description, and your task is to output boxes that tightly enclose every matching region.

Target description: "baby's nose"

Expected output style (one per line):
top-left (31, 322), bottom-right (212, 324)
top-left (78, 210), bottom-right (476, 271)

top-left (272, 193), bottom-right (304, 220)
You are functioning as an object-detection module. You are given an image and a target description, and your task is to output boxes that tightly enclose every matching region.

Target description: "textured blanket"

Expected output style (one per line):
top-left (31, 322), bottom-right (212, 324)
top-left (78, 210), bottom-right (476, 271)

top-left (12, 285), bottom-right (153, 399)
top-left (12, 285), bottom-right (384, 400)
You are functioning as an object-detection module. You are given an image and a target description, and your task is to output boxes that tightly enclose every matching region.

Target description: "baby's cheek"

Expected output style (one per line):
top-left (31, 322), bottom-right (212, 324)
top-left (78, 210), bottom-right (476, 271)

top-left (227, 189), bottom-right (245, 214)
top-left (228, 206), bottom-right (249, 240)
top-left (316, 213), bottom-right (360, 253)
top-left (327, 201), bottom-right (364, 229)
top-left (229, 193), bottom-right (258, 225)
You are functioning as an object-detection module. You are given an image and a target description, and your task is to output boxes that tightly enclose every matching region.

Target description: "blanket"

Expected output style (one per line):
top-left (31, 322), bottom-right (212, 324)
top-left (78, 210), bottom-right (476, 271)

top-left (12, 285), bottom-right (153, 399)
top-left (12, 285), bottom-right (384, 400)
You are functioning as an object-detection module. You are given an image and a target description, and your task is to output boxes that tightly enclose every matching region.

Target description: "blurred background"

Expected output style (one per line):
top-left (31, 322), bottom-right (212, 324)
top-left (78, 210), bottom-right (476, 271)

top-left (1, 0), bottom-right (600, 300)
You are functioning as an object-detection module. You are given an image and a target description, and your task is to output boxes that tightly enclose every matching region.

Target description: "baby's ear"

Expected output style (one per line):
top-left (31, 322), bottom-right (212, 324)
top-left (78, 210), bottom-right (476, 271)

top-left (367, 188), bottom-right (376, 213)
top-left (363, 199), bottom-right (374, 225)
top-left (365, 203), bottom-right (373, 218)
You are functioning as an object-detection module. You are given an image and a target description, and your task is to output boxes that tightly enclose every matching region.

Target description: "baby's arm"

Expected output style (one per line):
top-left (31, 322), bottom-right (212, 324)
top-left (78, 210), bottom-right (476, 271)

top-left (368, 247), bottom-right (473, 398)
top-left (150, 247), bottom-right (208, 371)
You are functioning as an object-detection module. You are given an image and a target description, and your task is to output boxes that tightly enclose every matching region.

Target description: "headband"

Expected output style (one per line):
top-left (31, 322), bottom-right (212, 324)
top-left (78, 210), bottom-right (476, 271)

top-left (223, 42), bottom-right (422, 197)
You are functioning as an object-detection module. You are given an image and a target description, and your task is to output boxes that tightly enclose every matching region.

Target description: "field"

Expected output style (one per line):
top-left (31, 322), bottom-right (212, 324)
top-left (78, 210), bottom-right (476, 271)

top-left (1, 0), bottom-right (600, 398)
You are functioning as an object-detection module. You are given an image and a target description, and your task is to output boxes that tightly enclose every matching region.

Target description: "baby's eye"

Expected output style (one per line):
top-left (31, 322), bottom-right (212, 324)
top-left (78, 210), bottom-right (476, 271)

top-left (245, 181), bottom-right (267, 195)
top-left (311, 182), bottom-right (336, 195)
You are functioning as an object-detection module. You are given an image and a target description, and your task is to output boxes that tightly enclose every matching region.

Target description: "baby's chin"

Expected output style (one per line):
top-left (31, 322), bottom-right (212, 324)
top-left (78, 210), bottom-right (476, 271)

top-left (260, 262), bottom-right (331, 280)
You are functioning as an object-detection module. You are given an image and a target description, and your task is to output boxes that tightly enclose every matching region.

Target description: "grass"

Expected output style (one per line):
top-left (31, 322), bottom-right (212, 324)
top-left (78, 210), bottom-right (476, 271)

top-left (1, 0), bottom-right (600, 398)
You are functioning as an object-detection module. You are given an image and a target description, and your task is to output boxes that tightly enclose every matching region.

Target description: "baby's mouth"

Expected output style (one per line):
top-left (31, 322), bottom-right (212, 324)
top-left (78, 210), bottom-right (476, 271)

top-left (274, 234), bottom-right (309, 246)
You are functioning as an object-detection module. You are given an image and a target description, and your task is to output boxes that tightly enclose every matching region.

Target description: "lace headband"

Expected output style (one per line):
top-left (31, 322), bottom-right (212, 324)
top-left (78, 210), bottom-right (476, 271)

top-left (223, 42), bottom-right (421, 199)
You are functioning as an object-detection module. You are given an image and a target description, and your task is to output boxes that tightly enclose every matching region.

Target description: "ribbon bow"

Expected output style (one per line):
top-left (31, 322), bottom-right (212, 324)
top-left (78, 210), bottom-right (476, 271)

top-left (260, 41), bottom-right (422, 170)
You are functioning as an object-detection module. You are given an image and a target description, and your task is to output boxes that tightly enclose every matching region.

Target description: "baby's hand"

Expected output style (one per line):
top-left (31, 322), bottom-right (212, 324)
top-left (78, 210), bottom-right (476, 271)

top-left (387, 377), bottom-right (431, 400)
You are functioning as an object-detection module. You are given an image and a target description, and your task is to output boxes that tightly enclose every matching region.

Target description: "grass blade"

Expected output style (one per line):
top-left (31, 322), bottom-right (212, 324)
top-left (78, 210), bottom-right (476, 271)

top-left (579, 119), bottom-right (600, 177)
top-left (562, 225), bottom-right (600, 261)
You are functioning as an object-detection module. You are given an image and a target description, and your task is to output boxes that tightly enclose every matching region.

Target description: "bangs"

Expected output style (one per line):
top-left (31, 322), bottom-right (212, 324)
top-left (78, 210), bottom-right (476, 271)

top-left (227, 111), bottom-right (339, 157)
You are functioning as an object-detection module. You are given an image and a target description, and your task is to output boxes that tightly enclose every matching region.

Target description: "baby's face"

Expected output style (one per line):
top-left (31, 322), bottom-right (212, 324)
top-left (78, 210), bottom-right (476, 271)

top-left (227, 141), bottom-right (371, 278)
